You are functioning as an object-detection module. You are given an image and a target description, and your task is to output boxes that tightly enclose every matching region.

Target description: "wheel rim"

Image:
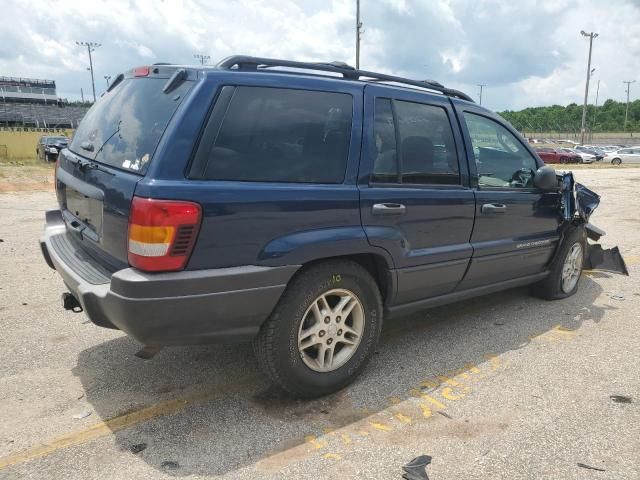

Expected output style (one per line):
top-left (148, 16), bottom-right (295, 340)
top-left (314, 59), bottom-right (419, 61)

top-left (561, 243), bottom-right (583, 293)
top-left (297, 288), bottom-right (365, 372)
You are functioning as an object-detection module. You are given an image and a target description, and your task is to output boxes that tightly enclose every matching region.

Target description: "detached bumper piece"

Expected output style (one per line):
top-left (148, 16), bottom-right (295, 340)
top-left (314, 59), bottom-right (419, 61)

top-left (559, 173), bottom-right (628, 276)
top-left (586, 245), bottom-right (629, 276)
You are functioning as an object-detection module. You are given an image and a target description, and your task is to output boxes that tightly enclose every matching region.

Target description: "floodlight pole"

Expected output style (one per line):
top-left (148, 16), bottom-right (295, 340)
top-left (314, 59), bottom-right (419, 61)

top-left (477, 84), bottom-right (487, 105)
top-left (579, 31), bottom-right (598, 144)
top-left (356, 0), bottom-right (363, 69)
top-left (76, 41), bottom-right (101, 103)
top-left (193, 54), bottom-right (210, 65)
top-left (104, 75), bottom-right (111, 88)
top-left (623, 80), bottom-right (636, 131)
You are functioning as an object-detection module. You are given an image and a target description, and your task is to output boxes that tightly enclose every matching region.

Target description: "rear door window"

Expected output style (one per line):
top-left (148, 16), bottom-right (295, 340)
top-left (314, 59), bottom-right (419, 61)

top-left (371, 98), bottom-right (461, 185)
top-left (200, 86), bottom-right (353, 183)
top-left (70, 77), bottom-right (192, 174)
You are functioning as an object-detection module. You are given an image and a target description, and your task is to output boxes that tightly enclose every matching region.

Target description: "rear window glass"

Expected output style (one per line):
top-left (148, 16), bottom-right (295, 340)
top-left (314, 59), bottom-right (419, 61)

top-left (201, 86), bottom-right (353, 183)
top-left (70, 77), bottom-right (192, 173)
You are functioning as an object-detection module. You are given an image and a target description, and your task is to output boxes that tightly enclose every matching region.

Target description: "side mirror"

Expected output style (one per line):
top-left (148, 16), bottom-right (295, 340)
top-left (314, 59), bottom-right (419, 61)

top-left (533, 165), bottom-right (558, 191)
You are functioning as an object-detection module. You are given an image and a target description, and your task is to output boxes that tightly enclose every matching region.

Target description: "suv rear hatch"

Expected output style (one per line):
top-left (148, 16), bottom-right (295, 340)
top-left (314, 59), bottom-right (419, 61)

top-left (55, 66), bottom-right (194, 270)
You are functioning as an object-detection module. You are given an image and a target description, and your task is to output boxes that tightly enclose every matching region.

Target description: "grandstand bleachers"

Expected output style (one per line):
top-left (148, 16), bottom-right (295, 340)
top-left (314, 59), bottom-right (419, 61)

top-left (0, 76), bottom-right (89, 128)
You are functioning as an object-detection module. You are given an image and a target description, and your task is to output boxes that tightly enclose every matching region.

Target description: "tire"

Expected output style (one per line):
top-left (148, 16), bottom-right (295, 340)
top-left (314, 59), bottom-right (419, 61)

top-left (560, 156), bottom-right (568, 164)
top-left (611, 158), bottom-right (622, 165)
top-left (531, 225), bottom-right (586, 300)
top-left (254, 259), bottom-right (383, 398)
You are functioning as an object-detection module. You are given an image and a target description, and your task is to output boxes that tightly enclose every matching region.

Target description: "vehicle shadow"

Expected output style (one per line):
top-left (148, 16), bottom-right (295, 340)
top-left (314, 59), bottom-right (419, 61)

top-left (73, 276), bottom-right (612, 476)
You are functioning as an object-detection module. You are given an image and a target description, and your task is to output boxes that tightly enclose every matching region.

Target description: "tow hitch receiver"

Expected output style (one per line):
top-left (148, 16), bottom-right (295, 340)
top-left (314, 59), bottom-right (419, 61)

top-left (62, 292), bottom-right (83, 313)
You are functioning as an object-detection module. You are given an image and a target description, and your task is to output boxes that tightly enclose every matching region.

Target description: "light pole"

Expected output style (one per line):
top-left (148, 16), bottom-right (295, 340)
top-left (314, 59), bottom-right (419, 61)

top-left (356, 0), bottom-right (363, 69)
top-left (76, 41), bottom-right (101, 103)
top-left (193, 54), bottom-right (210, 65)
top-left (623, 80), bottom-right (636, 131)
top-left (477, 84), bottom-right (487, 105)
top-left (579, 31), bottom-right (598, 144)
top-left (104, 75), bottom-right (111, 88)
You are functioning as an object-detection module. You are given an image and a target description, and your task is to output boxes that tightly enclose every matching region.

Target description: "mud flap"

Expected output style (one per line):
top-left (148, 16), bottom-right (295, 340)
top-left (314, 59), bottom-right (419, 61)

top-left (585, 244), bottom-right (629, 276)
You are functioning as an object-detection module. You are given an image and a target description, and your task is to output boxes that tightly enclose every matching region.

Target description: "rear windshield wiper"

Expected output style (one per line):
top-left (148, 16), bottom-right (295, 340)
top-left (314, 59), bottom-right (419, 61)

top-left (77, 159), bottom-right (115, 176)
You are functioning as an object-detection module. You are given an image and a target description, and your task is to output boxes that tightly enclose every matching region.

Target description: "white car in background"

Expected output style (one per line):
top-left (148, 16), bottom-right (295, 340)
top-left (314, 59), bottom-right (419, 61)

top-left (605, 147), bottom-right (640, 165)
top-left (559, 147), bottom-right (597, 163)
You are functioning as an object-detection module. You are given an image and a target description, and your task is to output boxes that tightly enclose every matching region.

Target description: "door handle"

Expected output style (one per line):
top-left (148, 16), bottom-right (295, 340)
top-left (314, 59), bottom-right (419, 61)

top-left (481, 203), bottom-right (507, 214)
top-left (372, 203), bottom-right (407, 216)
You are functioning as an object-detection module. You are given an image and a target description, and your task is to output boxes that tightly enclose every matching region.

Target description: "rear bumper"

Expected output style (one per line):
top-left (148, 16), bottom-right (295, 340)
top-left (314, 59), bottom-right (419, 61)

top-left (40, 210), bottom-right (298, 345)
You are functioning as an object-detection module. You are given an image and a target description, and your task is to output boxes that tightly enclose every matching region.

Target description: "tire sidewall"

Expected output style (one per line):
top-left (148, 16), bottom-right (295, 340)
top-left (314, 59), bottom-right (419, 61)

top-left (273, 265), bottom-right (382, 393)
top-left (552, 227), bottom-right (586, 298)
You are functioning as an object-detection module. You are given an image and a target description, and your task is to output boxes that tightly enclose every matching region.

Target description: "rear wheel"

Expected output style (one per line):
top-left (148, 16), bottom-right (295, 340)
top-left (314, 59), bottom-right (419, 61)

top-left (254, 260), bottom-right (383, 398)
top-left (560, 156), bottom-right (568, 164)
top-left (531, 226), bottom-right (586, 300)
top-left (611, 158), bottom-right (622, 165)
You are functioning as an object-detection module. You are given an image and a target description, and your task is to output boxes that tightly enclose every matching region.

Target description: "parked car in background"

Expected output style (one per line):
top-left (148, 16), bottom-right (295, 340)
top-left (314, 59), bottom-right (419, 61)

top-left (36, 136), bottom-right (69, 162)
top-left (534, 147), bottom-right (580, 164)
top-left (559, 147), bottom-right (596, 163)
top-left (575, 146), bottom-right (604, 161)
top-left (605, 147), bottom-right (640, 165)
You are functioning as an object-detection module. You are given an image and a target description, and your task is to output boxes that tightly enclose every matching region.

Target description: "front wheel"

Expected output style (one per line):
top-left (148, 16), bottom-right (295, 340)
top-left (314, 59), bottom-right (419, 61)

top-left (611, 158), bottom-right (622, 165)
top-left (254, 260), bottom-right (383, 398)
top-left (531, 226), bottom-right (586, 300)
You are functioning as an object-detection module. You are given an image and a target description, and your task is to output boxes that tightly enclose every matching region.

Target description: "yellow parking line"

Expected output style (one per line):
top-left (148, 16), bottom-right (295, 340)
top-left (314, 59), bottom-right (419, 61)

top-left (0, 377), bottom-right (254, 471)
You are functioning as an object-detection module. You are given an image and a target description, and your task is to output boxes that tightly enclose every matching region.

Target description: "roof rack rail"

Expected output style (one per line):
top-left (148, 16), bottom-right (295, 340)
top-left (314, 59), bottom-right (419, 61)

top-left (216, 55), bottom-right (474, 102)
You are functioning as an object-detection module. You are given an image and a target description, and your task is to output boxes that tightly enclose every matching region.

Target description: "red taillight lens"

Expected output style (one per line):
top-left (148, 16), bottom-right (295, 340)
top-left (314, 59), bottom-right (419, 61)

top-left (127, 197), bottom-right (201, 272)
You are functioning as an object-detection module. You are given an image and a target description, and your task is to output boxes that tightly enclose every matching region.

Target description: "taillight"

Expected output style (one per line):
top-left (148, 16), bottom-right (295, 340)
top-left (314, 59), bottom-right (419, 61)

top-left (127, 197), bottom-right (201, 272)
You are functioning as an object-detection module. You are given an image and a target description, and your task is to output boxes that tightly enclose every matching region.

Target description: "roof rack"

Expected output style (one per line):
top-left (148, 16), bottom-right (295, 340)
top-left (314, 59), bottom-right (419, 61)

top-left (216, 55), bottom-right (474, 102)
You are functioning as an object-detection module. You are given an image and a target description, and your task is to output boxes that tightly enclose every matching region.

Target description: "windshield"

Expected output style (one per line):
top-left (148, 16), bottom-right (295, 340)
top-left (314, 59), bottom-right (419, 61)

top-left (47, 137), bottom-right (68, 143)
top-left (70, 77), bottom-right (192, 174)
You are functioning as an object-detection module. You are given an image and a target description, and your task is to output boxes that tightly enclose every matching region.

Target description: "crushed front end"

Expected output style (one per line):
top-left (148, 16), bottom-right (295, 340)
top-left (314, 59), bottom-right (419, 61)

top-left (559, 172), bottom-right (629, 276)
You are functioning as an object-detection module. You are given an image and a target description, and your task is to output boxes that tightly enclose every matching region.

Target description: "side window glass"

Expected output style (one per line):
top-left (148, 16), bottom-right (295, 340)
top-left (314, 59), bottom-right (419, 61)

top-left (371, 98), bottom-right (460, 185)
top-left (463, 112), bottom-right (538, 189)
top-left (202, 87), bottom-right (353, 183)
top-left (372, 99), bottom-right (398, 183)
top-left (395, 100), bottom-right (460, 184)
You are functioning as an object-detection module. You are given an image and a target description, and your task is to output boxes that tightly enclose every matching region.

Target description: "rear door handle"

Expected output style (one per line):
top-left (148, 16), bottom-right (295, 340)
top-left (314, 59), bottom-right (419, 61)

top-left (481, 203), bottom-right (507, 214)
top-left (372, 203), bottom-right (407, 216)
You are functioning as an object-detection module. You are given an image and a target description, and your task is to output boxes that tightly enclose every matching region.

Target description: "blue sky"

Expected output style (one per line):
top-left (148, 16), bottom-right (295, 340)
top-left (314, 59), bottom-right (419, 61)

top-left (1, 0), bottom-right (638, 110)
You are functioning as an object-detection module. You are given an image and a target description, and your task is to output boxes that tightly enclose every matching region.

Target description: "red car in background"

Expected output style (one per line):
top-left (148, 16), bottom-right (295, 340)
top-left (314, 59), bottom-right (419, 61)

top-left (534, 147), bottom-right (581, 164)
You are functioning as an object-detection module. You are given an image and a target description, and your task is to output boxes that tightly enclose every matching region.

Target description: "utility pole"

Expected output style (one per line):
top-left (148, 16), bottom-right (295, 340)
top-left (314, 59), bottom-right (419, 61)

top-left (579, 31), bottom-right (598, 144)
top-left (80, 88), bottom-right (84, 103)
top-left (623, 80), bottom-right (636, 132)
top-left (76, 41), bottom-right (101, 103)
top-left (193, 54), bottom-right (210, 65)
top-left (356, 0), bottom-right (363, 69)
top-left (104, 75), bottom-right (111, 88)
top-left (477, 84), bottom-right (487, 105)
top-left (591, 79), bottom-right (600, 132)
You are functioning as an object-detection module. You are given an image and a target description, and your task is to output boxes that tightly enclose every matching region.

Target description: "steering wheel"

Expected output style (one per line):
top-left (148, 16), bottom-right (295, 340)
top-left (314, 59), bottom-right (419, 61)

top-left (511, 168), bottom-right (534, 187)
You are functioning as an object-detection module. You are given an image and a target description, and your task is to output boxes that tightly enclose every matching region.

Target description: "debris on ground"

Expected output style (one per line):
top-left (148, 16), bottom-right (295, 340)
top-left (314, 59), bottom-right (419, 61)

top-left (577, 462), bottom-right (606, 472)
top-left (161, 461), bottom-right (179, 470)
top-left (610, 395), bottom-right (633, 404)
top-left (135, 345), bottom-right (163, 360)
top-left (402, 455), bottom-right (432, 480)
top-left (130, 443), bottom-right (147, 454)
top-left (72, 410), bottom-right (92, 420)
top-left (437, 411), bottom-right (452, 419)
top-left (609, 293), bottom-right (625, 301)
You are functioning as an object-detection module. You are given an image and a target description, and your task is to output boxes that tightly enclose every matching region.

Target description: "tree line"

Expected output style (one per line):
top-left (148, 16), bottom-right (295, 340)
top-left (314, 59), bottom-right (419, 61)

top-left (499, 99), bottom-right (639, 133)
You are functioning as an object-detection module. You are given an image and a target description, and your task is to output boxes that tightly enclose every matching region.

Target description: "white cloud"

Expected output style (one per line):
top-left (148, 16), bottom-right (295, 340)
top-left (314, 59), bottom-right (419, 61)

top-left (0, 0), bottom-right (638, 110)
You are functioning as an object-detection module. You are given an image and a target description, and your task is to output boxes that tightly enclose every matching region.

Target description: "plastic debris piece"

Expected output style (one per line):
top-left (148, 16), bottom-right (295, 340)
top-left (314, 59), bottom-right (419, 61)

top-left (130, 443), bottom-right (147, 454)
top-left (161, 461), bottom-right (179, 470)
top-left (72, 410), bottom-right (92, 420)
top-left (577, 463), bottom-right (605, 472)
top-left (610, 395), bottom-right (632, 404)
top-left (402, 455), bottom-right (432, 480)
top-left (610, 293), bottom-right (625, 301)
top-left (437, 411), bottom-right (452, 419)
top-left (135, 345), bottom-right (163, 360)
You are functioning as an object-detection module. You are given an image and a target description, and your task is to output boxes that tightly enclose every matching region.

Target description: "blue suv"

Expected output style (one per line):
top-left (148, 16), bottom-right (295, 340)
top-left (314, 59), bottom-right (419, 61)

top-left (40, 56), bottom-right (624, 398)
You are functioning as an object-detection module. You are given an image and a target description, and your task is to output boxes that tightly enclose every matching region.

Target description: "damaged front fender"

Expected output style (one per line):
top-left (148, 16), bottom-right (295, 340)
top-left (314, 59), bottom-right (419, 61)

top-left (558, 171), bottom-right (629, 276)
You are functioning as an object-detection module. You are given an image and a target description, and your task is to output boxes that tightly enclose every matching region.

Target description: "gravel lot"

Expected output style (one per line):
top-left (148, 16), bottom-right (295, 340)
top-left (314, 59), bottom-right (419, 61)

top-left (0, 167), bottom-right (638, 480)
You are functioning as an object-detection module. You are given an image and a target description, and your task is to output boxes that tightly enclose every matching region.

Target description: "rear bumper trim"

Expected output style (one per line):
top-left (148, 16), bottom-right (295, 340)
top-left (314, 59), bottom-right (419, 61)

top-left (40, 209), bottom-right (299, 345)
